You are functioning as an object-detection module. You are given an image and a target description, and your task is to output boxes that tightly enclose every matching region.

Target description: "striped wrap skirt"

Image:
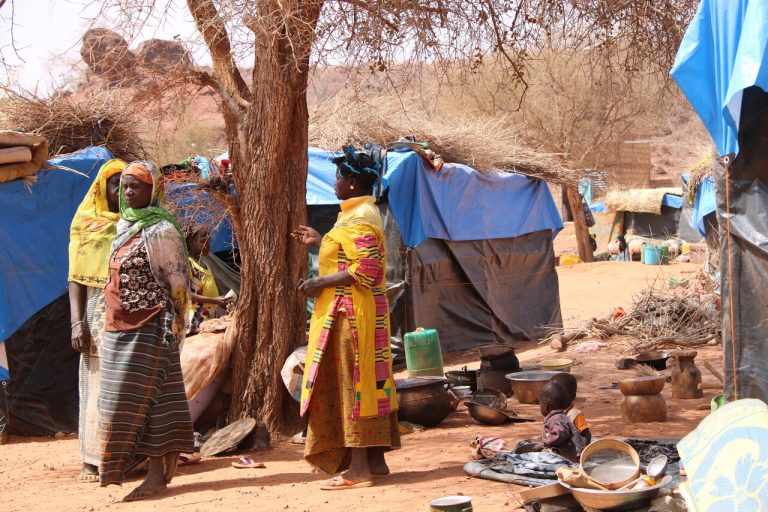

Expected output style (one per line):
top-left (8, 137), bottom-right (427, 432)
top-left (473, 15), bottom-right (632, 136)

top-left (99, 309), bottom-right (194, 486)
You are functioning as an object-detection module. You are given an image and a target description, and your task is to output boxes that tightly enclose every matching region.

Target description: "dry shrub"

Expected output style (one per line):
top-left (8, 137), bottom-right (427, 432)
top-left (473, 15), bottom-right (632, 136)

top-left (309, 92), bottom-right (580, 187)
top-left (0, 90), bottom-right (150, 162)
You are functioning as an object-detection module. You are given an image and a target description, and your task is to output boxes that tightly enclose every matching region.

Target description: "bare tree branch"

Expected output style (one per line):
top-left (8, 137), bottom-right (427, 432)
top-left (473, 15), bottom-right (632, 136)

top-left (186, 0), bottom-right (251, 111)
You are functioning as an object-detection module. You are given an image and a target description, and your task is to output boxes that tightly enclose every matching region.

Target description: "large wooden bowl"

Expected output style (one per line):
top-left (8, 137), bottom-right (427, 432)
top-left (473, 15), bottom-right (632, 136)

top-left (619, 376), bottom-right (665, 396)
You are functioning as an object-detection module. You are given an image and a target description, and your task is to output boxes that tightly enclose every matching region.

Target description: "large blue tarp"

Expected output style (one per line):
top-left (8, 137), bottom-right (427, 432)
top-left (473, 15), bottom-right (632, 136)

top-left (671, 0), bottom-right (768, 157)
top-left (671, 0), bottom-right (768, 235)
top-left (384, 149), bottom-right (563, 247)
top-left (0, 147), bottom-right (113, 341)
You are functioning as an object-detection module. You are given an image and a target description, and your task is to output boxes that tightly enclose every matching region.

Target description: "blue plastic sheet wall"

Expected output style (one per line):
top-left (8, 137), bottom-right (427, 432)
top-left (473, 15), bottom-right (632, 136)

top-left (0, 147), bottom-right (113, 340)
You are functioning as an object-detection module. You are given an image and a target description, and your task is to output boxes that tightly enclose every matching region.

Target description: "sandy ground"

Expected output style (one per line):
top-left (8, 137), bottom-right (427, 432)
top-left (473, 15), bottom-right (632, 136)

top-left (1, 261), bottom-right (721, 512)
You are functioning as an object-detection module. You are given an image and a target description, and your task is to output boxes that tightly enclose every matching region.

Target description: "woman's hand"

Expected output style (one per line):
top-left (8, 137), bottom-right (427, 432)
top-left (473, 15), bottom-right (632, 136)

top-left (211, 295), bottom-right (233, 308)
top-left (297, 277), bottom-right (327, 298)
top-left (291, 225), bottom-right (322, 247)
top-left (71, 322), bottom-right (90, 353)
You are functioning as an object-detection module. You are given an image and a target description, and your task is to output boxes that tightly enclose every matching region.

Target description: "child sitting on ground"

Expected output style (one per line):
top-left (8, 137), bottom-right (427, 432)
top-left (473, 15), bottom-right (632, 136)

top-left (550, 372), bottom-right (592, 445)
top-left (532, 381), bottom-right (585, 462)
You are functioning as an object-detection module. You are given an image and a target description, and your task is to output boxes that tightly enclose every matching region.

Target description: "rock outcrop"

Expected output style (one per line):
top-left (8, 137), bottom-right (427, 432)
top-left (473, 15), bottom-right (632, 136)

top-left (80, 28), bottom-right (137, 79)
top-left (136, 39), bottom-right (193, 70)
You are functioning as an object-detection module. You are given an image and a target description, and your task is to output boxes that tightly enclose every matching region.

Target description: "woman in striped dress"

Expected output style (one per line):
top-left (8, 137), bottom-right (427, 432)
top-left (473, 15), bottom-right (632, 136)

top-left (100, 161), bottom-right (193, 501)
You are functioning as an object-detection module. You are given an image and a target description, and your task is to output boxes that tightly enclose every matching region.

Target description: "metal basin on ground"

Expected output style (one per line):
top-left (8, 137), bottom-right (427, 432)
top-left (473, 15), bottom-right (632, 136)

top-left (558, 475), bottom-right (672, 511)
top-left (505, 371), bottom-right (561, 404)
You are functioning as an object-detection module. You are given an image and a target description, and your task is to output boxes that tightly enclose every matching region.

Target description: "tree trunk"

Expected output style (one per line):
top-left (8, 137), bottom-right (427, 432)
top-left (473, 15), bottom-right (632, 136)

top-left (225, 3), bottom-right (323, 437)
top-left (565, 186), bottom-right (594, 263)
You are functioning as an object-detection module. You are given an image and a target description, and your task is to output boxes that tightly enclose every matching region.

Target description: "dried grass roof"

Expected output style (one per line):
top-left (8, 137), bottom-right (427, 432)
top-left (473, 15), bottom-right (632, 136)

top-left (0, 90), bottom-right (149, 162)
top-left (309, 94), bottom-right (581, 187)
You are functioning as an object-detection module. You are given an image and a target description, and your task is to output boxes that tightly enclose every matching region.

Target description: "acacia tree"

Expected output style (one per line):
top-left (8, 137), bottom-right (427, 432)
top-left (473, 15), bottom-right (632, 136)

top-left (87, 0), bottom-right (696, 437)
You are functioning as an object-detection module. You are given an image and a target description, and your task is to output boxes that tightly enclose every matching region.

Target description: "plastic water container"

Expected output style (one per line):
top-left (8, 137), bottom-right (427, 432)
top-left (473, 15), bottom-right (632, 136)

top-left (643, 246), bottom-right (663, 265)
top-left (403, 328), bottom-right (444, 378)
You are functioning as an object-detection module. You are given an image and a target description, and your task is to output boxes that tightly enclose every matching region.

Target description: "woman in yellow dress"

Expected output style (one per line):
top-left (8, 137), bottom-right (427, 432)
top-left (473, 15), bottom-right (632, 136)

top-left (68, 158), bottom-right (126, 482)
top-left (293, 147), bottom-right (399, 490)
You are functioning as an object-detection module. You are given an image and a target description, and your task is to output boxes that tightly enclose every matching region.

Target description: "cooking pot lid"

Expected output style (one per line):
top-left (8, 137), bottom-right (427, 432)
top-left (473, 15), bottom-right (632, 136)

top-left (395, 376), bottom-right (448, 389)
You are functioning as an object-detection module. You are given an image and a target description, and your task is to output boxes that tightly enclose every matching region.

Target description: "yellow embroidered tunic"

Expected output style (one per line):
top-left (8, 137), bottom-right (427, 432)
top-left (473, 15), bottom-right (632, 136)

top-left (300, 196), bottom-right (398, 419)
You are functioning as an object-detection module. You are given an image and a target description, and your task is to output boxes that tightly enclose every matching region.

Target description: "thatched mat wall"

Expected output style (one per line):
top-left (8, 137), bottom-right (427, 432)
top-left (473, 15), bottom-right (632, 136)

top-left (605, 187), bottom-right (681, 214)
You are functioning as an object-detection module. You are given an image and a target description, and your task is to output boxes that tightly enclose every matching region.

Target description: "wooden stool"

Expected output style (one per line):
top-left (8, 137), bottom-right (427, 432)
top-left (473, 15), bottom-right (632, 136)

top-left (620, 376), bottom-right (667, 423)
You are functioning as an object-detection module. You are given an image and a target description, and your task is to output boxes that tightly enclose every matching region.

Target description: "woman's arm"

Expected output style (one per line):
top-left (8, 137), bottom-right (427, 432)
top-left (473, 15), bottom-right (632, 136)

top-left (68, 281), bottom-right (89, 352)
top-left (190, 292), bottom-right (231, 308)
top-left (298, 271), bottom-right (356, 298)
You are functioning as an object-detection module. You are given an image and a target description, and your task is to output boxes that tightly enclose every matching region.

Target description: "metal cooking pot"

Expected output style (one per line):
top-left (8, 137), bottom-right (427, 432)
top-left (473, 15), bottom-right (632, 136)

top-left (506, 371), bottom-right (562, 404)
top-left (396, 377), bottom-right (452, 427)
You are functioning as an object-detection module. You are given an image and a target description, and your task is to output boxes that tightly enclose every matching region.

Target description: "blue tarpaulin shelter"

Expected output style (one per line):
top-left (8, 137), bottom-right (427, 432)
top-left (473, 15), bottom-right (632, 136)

top-left (672, 0), bottom-right (768, 403)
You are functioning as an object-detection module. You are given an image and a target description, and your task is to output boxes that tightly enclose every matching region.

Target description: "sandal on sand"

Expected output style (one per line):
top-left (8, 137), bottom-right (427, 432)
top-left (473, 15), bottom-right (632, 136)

top-left (320, 475), bottom-right (374, 490)
top-left (77, 468), bottom-right (100, 483)
top-left (178, 454), bottom-right (202, 466)
top-left (231, 456), bottom-right (266, 469)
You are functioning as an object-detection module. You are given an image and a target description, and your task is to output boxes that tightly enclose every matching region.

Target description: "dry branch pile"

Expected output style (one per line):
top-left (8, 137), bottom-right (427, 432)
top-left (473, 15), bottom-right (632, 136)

top-left (309, 94), bottom-right (580, 187)
top-left (554, 276), bottom-right (721, 354)
top-left (0, 91), bottom-right (149, 162)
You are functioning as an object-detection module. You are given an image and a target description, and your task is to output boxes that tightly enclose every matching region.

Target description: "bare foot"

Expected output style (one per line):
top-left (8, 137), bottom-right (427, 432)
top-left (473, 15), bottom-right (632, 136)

top-left (367, 449), bottom-right (390, 476)
top-left (163, 452), bottom-right (179, 484)
top-left (123, 478), bottom-right (167, 502)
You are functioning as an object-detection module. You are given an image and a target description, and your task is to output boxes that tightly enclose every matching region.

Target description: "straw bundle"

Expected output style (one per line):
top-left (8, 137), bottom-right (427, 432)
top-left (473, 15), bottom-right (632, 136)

top-left (0, 91), bottom-right (149, 162)
top-left (309, 94), bottom-right (580, 186)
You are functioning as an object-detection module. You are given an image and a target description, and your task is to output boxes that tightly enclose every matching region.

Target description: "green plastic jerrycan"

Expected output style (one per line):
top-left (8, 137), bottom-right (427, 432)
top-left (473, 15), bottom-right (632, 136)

top-left (404, 328), bottom-right (444, 378)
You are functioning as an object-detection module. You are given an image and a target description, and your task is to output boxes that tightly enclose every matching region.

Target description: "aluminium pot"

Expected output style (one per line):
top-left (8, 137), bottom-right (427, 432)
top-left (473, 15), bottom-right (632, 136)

top-left (395, 377), bottom-right (452, 427)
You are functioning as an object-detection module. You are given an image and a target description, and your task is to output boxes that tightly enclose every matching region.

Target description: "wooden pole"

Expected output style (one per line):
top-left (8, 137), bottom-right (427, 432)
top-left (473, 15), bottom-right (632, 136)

top-left (565, 185), bottom-right (594, 262)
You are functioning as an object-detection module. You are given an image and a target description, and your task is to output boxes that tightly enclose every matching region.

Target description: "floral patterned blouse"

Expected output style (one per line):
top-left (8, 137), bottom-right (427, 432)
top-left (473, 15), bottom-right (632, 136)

top-left (104, 235), bottom-right (166, 331)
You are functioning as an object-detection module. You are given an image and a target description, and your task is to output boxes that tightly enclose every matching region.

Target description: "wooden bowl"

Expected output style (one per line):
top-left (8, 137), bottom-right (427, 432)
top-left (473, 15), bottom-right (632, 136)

top-left (619, 376), bottom-right (665, 396)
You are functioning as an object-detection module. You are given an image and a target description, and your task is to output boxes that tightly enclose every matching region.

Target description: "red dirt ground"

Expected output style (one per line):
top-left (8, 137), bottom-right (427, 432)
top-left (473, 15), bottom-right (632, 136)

top-left (2, 261), bottom-right (720, 511)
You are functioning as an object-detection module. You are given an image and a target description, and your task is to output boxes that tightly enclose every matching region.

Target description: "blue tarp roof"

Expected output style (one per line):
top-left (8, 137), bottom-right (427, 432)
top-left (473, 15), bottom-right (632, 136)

top-left (671, 0), bottom-right (768, 235)
top-left (0, 147), bottom-right (113, 340)
top-left (383, 149), bottom-right (563, 247)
